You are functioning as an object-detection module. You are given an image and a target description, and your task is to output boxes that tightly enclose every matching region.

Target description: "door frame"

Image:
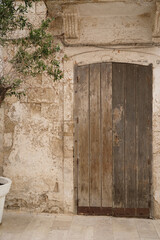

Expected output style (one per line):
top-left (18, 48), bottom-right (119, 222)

top-left (73, 61), bottom-right (153, 218)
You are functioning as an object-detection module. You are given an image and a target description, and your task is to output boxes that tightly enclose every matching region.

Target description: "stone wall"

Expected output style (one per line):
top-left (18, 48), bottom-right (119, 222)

top-left (1, 0), bottom-right (160, 218)
top-left (0, 46), bottom-right (4, 176)
top-left (1, 1), bottom-right (74, 214)
top-left (3, 79), bottom-right (67, 213)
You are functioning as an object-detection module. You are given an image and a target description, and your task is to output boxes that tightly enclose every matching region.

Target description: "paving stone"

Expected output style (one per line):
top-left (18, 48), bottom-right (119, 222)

top-left (47, 230), bottom-right (68, 240)
top-left (135, 219), bottom-right (159, 239)
top-left (19, 215), bottom-right (53, 240)
top-left (1, 211), bottom-right (160, 240)
top-left (113, 218), bottom-right (140, 240)
top-left (153, 220), bottom-right (160, 238)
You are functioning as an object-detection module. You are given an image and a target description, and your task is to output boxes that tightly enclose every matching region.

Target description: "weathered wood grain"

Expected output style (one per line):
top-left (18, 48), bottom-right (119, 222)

top-left (76, 62), bottom-right (152, 217)
top-left (77, 65), bottom-right (90, 207)
top-left (136, 65), bottom-right (152, 211)
top-left (74, 64), bottom-right (78, 212)
top-left (125, 64), bottom-right (136, 209)
top-left (101, 63), bottom-right (113, 208)
top-left (112, 63), bottom-right (125, 209)
top-left (90, 63), bottom-right (101, 207)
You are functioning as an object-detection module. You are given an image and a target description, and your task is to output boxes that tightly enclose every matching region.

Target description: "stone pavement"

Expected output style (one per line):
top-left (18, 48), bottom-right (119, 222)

top-left (1, 211), bottom-right (160, 240)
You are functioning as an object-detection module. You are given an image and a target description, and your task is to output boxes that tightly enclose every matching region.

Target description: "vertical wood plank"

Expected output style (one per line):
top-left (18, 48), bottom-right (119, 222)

top-left (76, 62), bottom-right (152, 216)
top-left (147, 65), bottom-right (152, 216)
top-left (77, 65), bottom-right (90, 207)
top-left (136, 65), bottom-right (152, 210)
top-left (90, 63), bottom-right (101, 207)
top-left (101, 63), bottom-right (113, 208)
top-left (112, 63), bottom-right (125, 209)
top-left (125, 64), bottom-right (136, 209)
top-left (74, 64), bottom-right (78, 212)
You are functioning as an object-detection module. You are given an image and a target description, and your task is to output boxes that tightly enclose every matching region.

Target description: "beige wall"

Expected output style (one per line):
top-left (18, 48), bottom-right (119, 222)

top-left (1, 0), bottom-right (160, 218)
top-left (0, 46), bottom-right (4, 176)
top-left (63, 2), bottom-right (155, 45)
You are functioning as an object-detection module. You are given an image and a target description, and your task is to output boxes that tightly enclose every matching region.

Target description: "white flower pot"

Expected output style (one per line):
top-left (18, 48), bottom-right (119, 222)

top-left (0, 177), bottom-right (12, 224)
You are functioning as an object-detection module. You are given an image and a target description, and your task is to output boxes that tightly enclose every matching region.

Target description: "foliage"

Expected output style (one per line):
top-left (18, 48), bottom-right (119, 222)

top-left (11, 18), bottom-right (63, 80)
top-left (0, 0), bottom-right (37, 37)
top-left (0, 0), bottom-right (63, 104)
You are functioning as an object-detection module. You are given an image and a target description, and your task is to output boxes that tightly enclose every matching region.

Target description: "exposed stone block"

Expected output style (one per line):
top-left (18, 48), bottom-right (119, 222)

top-left (25, 75), bottom-right (42, 88)
top-left (51, 137), bottom-right (63, 158)
top-left (41, 103), bottom-right (63, 121)
top-left (0, 152), bottom-right (4, 166)
top-left (5, 95), bottom-right (18, 105)
top-left (52, 122), bottom-right (63, 138)
top-left (27, 88), bottom-right (56, 103)
top-left (64, 136), bottom-right (73, 158)
top-left (3, 150), bottom-right (11, 164)
top-left (4, 115), bottom-right (15, 133)
top-left (0, 167), bottom-right (3, 176)
top-left (33, 15), bottom-right (47, 28)
top-left (64, 122), bottom-right (74, 136)
top-left (0, 106), bottom-right (4, 133)
top-left (153, 1), bottom-right (160, 42)
top-left (36, 1), bottom-right (47, 15)
top-left (64, 83), bottom-right (74, 121)
top-left (20, 94), bottom-right (28, 103)
top-left (0, 134), bottom-right (3, 151)
top-left (30, 103), bottom-right (41, 116)
top-left (64, 158), bottom-right (73, 213)
top-left (63, 12), bottom-right (79, 39)
top-left (4, 133), bottom-right (13, 148)
top-left (0, 46), bottom-right (3, 78)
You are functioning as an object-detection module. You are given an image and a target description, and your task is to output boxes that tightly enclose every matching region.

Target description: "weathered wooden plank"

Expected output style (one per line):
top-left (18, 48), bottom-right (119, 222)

top-left (77, 65), bottom-right (90, 207)
top-left (101, 63), bottom-right (113, 208)
top-left (76, 62), bottom-right (152, 216)
top-left (147, 65), bottom-right (152, 216)
top-left (125, 64), bottom-right (136, 209)
top-left (73, 64), bottom-right (78, 212)
top-left (112, 63), bottom-right (125, 208)
top-left (90, 63), bottom-right (101, 207)
top-left (136, 65), bottom-right (152, 210)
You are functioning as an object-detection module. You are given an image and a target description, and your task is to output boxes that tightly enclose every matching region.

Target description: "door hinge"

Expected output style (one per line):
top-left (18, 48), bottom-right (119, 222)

top-left (77, 76), bottom-right (79, 83)
top-left (77, 117), bottom-right (79, 124)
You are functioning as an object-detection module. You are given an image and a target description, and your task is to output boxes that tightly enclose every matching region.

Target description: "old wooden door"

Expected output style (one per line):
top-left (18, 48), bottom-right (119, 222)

top-left (74, 62), bottom-right (152, 218)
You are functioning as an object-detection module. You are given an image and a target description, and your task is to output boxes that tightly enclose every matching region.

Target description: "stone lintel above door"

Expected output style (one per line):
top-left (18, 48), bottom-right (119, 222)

top-left (153, 1), bottom-right (160, 43)
top-left (45, 0), bottom-right (160, 46)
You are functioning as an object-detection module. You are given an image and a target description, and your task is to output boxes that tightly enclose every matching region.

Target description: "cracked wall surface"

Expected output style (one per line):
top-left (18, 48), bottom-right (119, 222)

top-left (0, 46), bottom-right (4, 176)
top-left (1, 0), bottom-right (160, 217)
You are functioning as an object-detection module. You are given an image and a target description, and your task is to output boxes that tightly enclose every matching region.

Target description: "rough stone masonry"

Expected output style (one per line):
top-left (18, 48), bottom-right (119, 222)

top-left (1, 0), bottom-right (160, 218)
